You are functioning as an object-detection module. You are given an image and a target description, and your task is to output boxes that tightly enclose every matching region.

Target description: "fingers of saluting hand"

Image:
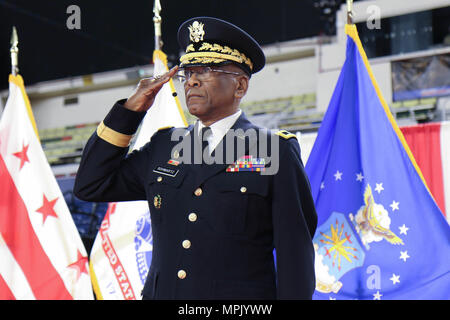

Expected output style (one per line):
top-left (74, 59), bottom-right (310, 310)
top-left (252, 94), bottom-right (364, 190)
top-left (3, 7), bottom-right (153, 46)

top-left (140, 66), bottom-right (178, 98)
top-left (124, 66), bottom-right (179, 112)
top-left (144, 65), bottom-right (179, 87)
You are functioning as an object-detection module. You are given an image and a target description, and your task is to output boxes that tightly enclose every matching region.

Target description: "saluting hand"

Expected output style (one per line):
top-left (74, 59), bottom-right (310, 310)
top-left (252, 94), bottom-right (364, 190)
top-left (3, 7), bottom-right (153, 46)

top-left (124, 65), bottom-right (179, 112)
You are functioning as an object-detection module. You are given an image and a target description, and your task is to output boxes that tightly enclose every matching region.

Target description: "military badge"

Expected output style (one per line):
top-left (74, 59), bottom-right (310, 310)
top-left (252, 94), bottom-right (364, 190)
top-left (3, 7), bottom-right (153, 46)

top-left (226, 155), bottom-right (265, 172)
top-left (168, 159), bottom-right (180, 166)
top-left (153, 194), bottom-right (162, 209)
top-left (188, 21), bottom-right (205, 43)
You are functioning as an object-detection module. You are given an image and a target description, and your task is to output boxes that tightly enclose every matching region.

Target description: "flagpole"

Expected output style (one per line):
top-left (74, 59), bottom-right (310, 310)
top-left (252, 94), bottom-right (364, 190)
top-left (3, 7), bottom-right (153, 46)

top-left (153, 0), bottom-right (163, 51)
top-left (346, 0), bottom-right (354, 25)
top-left (10, 26), bottom-right (19, 76)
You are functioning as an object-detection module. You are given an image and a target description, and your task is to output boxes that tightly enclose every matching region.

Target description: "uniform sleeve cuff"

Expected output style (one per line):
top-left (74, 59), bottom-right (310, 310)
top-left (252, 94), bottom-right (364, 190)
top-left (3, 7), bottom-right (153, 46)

top-left (103, 99), bottom-right (147, 135)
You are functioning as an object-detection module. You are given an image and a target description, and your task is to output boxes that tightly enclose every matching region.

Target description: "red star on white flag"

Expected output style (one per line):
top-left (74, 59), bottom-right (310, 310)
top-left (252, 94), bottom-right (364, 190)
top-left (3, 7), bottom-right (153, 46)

top-left (12, 142), bottom-right (30, 170)
top-left (36, 194), bottom-right (59, 224)
top-left (68, 250), bottom-right (89, 280)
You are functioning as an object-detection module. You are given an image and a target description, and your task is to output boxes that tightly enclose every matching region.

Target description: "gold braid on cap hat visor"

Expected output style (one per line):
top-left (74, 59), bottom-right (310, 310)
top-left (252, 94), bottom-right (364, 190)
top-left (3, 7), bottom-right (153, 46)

top-left (180, 42), bottom-right (253, 71)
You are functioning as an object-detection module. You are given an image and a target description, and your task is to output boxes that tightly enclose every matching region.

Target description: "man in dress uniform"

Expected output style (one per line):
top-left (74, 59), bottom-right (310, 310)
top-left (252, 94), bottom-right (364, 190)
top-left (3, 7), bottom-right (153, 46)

top-left (74, 17), bottom-right (317, 299)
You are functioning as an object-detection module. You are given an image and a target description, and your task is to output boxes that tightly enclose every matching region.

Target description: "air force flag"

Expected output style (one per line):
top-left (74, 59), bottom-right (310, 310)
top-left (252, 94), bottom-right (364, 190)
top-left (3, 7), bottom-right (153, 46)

top-left (305, 24), bottom-right (450, 300)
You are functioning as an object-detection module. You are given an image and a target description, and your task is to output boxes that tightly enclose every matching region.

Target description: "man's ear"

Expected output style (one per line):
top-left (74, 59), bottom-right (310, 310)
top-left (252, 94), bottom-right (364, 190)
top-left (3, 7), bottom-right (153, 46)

top-left (234, 75), bottom-right (249, 99)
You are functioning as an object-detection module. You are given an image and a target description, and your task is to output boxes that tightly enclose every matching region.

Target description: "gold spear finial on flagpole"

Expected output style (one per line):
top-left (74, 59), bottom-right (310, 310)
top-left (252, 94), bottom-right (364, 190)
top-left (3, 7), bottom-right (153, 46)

top-left (346, 0), bottom-right (354, 25)
top-left (153, 0), bottom-right (163, 50)
top-left (10, 26), bottom-right (19, 76)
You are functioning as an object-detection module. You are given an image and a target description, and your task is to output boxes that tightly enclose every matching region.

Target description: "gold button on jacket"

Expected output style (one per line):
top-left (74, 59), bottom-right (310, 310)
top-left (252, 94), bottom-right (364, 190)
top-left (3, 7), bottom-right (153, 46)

top-left (188, 213), bottom-right (197, 222)
top-left (182, 240), bottom-right (191, 249)
top-left (177, 270), bottom-right (187, 279)
top-left (194, 187), bottom-right (202, 196)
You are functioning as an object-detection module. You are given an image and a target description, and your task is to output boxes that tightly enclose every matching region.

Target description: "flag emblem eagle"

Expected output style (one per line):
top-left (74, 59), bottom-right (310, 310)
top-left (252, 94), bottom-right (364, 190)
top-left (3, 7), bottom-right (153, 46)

top-left (349, 184), bottom-right (404, 250)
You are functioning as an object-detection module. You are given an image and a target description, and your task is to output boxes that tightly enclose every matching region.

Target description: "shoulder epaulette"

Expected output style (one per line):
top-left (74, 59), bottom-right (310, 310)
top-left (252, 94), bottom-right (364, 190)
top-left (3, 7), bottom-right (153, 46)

top-left (275, 129), bottom-right (297, 140)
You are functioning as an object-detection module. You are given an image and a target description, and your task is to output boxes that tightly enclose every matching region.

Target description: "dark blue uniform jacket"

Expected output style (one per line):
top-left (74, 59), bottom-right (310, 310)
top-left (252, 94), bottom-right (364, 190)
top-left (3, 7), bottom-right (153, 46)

top-left (74, 101), bottom-right (317, 300)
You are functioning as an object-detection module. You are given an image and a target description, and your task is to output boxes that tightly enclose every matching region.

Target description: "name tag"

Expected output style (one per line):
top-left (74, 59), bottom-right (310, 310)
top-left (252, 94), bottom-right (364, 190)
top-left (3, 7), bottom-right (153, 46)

top-left (153, 166), bottom-right (179, 177)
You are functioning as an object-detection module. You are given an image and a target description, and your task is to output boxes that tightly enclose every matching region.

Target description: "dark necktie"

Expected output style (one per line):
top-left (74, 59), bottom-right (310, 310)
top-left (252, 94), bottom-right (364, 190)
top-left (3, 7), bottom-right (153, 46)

top-left (200, 126), bottom-right (212, 154)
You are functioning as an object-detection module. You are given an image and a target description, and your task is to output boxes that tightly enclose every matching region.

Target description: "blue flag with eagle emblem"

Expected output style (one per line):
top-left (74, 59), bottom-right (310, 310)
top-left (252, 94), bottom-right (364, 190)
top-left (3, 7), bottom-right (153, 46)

top-left (305, 24), bottom-right (450, 300)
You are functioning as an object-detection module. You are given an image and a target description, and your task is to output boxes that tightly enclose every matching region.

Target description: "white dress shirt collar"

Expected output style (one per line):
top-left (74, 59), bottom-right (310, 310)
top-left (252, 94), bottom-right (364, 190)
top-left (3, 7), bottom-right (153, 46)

top-left (197, 109), bottom-right (242, 153)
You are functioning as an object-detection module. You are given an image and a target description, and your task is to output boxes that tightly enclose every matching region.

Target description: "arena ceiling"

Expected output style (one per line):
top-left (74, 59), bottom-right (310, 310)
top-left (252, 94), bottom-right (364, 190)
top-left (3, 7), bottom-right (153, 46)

top-left (0, 0), bottom-right (356, 89)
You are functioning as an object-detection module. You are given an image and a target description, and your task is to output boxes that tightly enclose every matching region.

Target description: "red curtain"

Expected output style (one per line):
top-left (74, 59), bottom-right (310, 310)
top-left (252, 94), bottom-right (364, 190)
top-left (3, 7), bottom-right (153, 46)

top-left (400, 123), bottom-right (445, 215)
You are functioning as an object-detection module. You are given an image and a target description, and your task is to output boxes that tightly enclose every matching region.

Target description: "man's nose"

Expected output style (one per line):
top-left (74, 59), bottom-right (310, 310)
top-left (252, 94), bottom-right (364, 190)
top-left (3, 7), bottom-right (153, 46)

top-left (185, 72), bottom-right (201, 87)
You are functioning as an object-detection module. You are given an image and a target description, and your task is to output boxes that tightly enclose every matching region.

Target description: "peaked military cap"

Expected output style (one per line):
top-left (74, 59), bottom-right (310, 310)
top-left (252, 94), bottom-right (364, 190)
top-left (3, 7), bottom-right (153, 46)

top-left (177, 17), bottom-right (266, 76)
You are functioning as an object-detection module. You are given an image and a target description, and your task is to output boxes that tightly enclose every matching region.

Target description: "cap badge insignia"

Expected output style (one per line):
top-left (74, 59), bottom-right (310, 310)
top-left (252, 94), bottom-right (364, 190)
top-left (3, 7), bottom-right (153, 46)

top-left (188, 21), bottom-right (205, 43)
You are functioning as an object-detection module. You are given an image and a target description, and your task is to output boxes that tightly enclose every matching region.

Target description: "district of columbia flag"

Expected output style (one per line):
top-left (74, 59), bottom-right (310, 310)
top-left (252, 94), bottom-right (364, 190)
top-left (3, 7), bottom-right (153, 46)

top-left (0, 74), bottom-right (94, 299)
top-left (89, 50), bottom-right (188, 300)
top-left (305, 24), bottom-right (450, 300)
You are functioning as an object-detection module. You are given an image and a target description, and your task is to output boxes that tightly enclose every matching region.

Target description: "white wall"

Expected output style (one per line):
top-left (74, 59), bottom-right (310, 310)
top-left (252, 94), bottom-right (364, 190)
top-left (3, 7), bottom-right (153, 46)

top-left (32, 85), bottom-right (135, 131)
top-left (243, 56), bottom-right (317, 103)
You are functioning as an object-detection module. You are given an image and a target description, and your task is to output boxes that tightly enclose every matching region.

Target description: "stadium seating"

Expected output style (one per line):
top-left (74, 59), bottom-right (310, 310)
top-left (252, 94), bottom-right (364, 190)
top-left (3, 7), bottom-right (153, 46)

top-left (390, 97), bottom-right (437, 124)
top-left (241, 93), bottom-right (323, 132)
top-left (37, 94), bottom-right (440, 168)
top-left (62, 189), bottom-right (108, 253)
top-left (39, 122), bottom-right (98, 166)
